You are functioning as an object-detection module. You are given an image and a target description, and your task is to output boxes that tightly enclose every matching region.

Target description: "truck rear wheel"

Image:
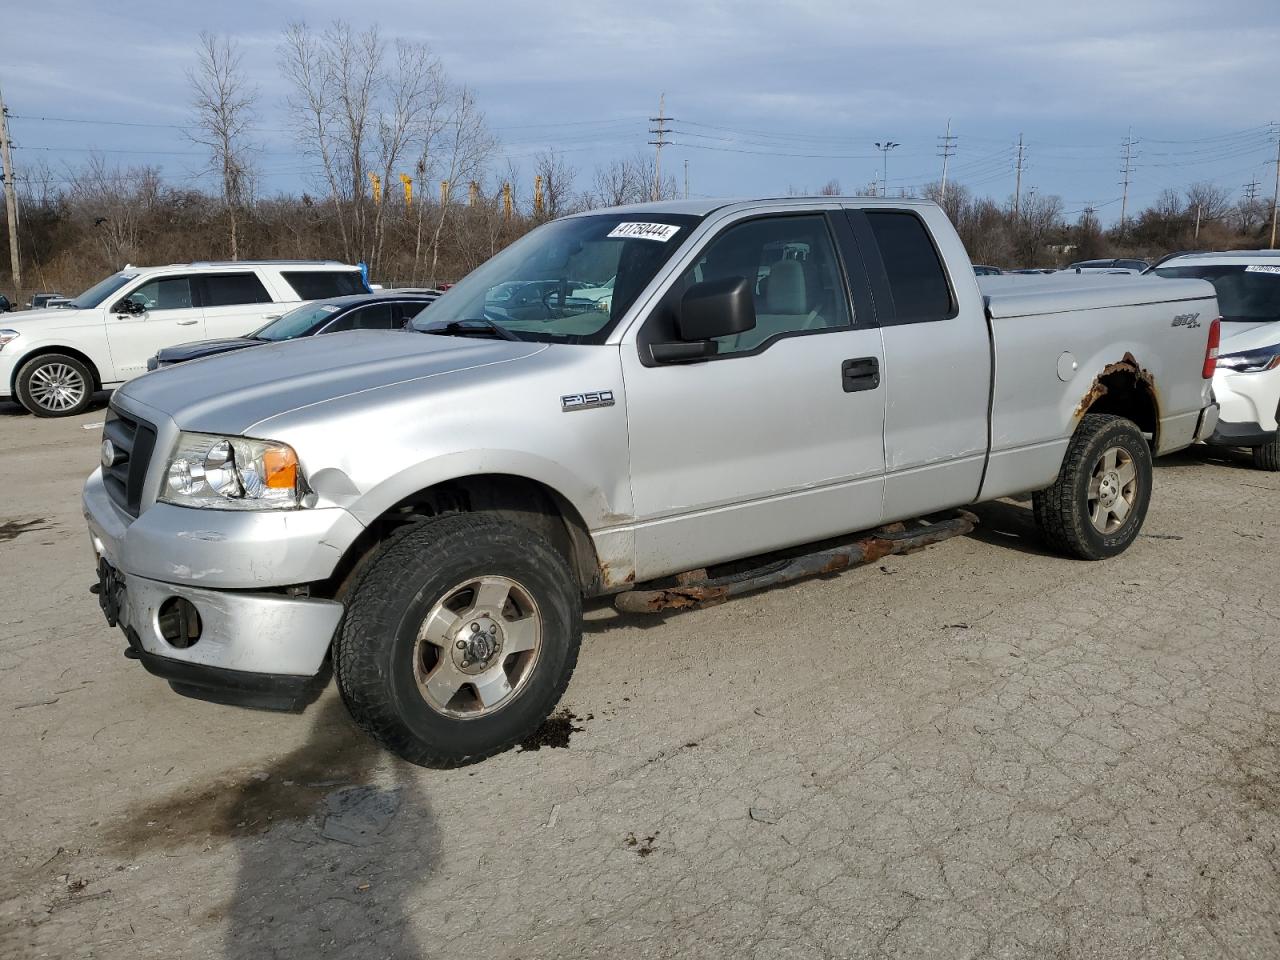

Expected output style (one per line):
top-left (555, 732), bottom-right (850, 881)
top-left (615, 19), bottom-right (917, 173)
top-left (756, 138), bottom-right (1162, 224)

top-left (334, 513), bottom-right (582, 767)
top-left (1033, 413), bottom-right (1152, 560)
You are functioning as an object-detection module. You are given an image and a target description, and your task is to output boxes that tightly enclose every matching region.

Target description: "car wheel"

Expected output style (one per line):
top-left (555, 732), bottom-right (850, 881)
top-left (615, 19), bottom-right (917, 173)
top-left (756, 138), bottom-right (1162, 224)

top-left (1033, 413), bottom-right (1153, 560)
top-left (16, 353), bottom-right (95, 417)
top-left (334, 513), bottom-right (582, 767)
top-left (1253, 436), bottom-right (1280, 471)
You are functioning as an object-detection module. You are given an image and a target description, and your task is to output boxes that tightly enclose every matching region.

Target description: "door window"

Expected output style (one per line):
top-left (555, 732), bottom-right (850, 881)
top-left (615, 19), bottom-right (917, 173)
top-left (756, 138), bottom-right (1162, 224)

top-left (201, 273), bottom-right (272, 307)
top-left (676, 215), bottom-right (852, 356)
top-left (325, 303), bottom-right (396, 332)
top-left (282, 270), bottom-right (367, 300)
top-left (864, 211), bottom-right (955, 324)
top-left (120, 276), bottom-right (194, 311)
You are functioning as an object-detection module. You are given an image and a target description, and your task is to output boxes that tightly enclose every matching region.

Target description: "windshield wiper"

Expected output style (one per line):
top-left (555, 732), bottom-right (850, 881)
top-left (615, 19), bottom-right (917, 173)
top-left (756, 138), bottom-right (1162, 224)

top-left (420, 319), bottom-right (523, 342)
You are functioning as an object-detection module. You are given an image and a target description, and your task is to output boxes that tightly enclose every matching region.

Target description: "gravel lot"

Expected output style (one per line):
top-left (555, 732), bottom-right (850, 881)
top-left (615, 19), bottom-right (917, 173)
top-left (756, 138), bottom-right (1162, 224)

top-left (2, 396), bottom-right (1278, 960)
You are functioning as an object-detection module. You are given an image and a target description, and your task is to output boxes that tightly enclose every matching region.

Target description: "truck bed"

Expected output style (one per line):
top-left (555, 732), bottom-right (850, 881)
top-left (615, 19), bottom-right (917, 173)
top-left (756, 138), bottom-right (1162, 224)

top-left (979, 274), bottom-right (1214, 318)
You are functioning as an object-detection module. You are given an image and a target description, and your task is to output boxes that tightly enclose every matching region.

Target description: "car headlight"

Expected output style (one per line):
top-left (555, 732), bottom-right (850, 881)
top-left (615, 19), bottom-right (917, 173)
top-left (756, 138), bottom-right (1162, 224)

top-left (0, 329), bottom-right (19, 351)
top-left (160, 432), bottom-right (306, 510)
top-left (1217, 343), bottom-right (1280, 374)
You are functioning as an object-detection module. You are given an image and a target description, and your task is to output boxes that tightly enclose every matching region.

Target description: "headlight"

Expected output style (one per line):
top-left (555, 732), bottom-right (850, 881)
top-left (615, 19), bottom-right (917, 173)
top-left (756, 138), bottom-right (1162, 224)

top-left (0, 329), bottom-right (19, 351)
top-left (1217, 343), bottom-right (1280, 374)
top-left (160, 432), bottom-right (306, 510)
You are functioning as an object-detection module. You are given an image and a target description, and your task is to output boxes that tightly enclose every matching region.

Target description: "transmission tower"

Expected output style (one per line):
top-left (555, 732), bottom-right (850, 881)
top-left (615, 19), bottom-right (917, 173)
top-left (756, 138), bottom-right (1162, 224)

top-left (937, 119), bottom-right (957, 203)
top-left (648, 94), bottom-right (673, 202)
top-left (1013, 133), bottom-right (1026, 216)
top-left (1118, 128), bottom-right (1138, 234)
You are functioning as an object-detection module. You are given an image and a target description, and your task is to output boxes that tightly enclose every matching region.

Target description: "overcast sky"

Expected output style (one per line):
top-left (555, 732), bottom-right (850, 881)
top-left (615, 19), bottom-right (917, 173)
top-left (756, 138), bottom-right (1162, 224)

top-left (4, 0), bottom-right (1279, 223)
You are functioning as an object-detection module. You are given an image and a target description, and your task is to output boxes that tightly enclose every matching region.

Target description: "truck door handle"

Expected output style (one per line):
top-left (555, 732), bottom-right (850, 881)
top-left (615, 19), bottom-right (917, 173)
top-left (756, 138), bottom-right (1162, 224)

top-left (841, 356), bottom-right (880, 392)
top-left (176, 319), bottom-right (199, 326)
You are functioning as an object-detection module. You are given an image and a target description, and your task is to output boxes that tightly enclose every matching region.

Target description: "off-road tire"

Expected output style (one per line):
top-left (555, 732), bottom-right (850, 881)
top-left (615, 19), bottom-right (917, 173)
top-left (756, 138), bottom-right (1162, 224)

top-left (1033, 414), bottom-right (1152, 560)
top-left (334, 513), bottom-right (582, 767)
top-left (16, 353), bottom-right (94, 417)
top-left (1252, 436), bottom-right (1280, 471)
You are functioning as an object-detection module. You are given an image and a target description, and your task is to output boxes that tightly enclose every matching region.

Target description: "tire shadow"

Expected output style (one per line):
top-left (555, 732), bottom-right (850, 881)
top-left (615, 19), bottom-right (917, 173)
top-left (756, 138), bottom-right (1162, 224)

top-left (965, 497), bottom-right (1062, 559)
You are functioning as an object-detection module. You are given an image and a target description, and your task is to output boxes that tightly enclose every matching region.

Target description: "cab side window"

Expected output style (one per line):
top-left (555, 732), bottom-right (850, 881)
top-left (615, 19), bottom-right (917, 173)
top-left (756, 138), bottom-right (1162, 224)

top-left (678, 215), bottom-right (851, 356)
top-left (121, 276), bottom-right (194, 311)
top-left (864, 212), bottom-right (954, 324)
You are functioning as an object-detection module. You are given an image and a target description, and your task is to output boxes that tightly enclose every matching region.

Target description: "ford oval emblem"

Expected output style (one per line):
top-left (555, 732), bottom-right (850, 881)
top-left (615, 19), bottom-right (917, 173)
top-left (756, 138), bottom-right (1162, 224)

top-left (101, 438), bottom-right (116, 469)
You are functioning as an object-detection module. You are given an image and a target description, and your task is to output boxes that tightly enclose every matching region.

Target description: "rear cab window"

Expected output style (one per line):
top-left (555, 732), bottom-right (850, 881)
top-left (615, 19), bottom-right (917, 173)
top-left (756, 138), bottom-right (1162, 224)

top-left (282, 270), bottom-right (368, 301)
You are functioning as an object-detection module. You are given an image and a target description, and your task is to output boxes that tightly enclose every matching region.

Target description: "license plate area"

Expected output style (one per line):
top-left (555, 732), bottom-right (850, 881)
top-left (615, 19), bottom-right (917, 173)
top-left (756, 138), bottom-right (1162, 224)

top-left (94, 557), bottom-right (127, 628)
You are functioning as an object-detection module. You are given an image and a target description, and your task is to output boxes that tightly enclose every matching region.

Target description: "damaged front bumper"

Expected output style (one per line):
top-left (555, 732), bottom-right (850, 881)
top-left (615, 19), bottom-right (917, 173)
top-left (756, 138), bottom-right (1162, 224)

top-left (83, 467), bottom-right (353, 711)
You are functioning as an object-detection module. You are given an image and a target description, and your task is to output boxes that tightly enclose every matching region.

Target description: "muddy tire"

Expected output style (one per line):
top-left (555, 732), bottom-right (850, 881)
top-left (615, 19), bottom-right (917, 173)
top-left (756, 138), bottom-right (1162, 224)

top-left (16, 353), bottom-right (94, 417)
top-left (334, 513), bottom-right (581, 767)
top-left (1253, 436), bottom-right (1280, 471)
top-left (1033, 414), bottom-right (1152, 560)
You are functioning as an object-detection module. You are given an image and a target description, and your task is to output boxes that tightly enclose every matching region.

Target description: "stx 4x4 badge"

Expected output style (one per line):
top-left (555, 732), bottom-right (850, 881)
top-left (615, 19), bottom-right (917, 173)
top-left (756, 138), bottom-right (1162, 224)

top-left (1171, 312), bottom-right (1201, 328)
top-left (561, 390), bottom-right (615, 412)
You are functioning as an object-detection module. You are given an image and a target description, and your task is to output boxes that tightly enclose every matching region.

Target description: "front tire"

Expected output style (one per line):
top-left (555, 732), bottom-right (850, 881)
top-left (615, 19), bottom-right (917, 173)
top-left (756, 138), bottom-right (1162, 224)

top-left (1033, 413), bottom-right (1153, 560)
top-left (16, 353), bottom-right (94, 417)
top-left (334, 513), bottom-right (582, 767)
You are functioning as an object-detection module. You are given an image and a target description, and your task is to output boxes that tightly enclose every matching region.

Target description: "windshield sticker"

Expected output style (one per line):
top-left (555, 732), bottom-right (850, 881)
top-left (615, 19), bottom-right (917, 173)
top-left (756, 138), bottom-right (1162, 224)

top-left (607, 222), bottom-right (681, 242)
top-left (1245, 264), bottom-right (1280, 274)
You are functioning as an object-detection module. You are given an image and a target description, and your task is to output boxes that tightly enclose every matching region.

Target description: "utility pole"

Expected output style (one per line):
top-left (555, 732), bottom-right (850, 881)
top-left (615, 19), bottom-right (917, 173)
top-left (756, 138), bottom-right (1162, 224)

top-left (683, 158), bottom-right (689, 200)
top-left (874, 140), bottom-right (899, 197)
top-left (0, 82), bottom-right (20, 291)
top-left (1194, 202), bottom-right (1202, 241)
top-left (1013, 133), bottom-right (1026, 217)
top-left (648, 93), bottom-right (672, 202)
top-left (1244, 180), bottom-right (1260, 204)
top-left (1119, 127), bottom-right (1136, 236)
top-left (1271, 123), bottom-right (1280, 248)
top-left (937, 119), bottom-right (957, 204)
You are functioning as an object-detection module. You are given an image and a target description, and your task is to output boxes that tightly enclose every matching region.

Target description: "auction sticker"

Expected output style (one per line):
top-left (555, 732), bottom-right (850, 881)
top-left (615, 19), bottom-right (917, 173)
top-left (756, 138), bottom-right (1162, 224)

top-left (1245, 264), bottom-right (1280, 274)
top-left (607, 222), bottom-right (681, 242)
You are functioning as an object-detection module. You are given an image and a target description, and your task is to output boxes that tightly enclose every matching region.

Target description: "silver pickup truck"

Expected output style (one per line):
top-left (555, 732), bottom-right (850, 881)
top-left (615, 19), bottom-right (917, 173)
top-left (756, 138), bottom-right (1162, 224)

top-left (82, 197), bottom-right (1221, 766)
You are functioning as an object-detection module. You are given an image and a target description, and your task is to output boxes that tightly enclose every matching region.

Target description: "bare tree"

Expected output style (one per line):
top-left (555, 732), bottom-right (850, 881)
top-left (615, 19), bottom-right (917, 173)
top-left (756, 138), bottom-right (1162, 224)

top-left (188, 32), bottom-right (257, 260)
top-left (67, 154), bottom-right (162, 267)
top-left (422, 86), bottom-right (493, 285)
top-left (532, 149), bottom-right (577, 220)
top-left (588, 152), bottom-right (676, 208)
top-left (819, 178), bottom-right (842, 196)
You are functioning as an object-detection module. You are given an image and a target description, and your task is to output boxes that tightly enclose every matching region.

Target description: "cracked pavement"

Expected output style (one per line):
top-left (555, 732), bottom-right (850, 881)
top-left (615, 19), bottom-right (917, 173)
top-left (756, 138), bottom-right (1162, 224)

top-left (1, 400), bottom-right (1277, 959)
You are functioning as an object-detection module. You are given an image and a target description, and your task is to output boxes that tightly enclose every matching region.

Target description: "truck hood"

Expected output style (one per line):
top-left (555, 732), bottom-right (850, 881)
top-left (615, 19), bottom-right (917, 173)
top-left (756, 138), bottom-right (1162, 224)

top-left (117, 329), bottom-right (547, 435)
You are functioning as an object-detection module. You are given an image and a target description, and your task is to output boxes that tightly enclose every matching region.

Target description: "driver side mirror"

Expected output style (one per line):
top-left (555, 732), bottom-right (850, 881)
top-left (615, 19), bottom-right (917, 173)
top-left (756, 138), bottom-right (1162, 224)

top-left (651, 276), bottom-right (756, 363)
top-left (114, 298), bottom-right (145, 316)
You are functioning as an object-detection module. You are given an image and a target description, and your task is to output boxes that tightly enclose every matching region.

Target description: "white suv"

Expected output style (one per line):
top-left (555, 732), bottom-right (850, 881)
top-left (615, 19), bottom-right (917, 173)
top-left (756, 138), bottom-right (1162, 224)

top-left (0, 260), bottom-right (366, 417)
top-left (1153, 251), bottom-right (1280, 469)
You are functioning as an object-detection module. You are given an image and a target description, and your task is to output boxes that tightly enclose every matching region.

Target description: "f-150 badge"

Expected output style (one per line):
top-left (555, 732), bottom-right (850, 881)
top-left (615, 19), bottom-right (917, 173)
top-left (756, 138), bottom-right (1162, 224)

top-left (561, 391), bottom-right (615, 411)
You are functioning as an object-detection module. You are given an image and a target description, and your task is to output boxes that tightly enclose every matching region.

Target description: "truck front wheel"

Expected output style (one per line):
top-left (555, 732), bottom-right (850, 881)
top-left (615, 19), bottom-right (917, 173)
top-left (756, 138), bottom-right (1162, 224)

top-left (334, 513), bottom-right (582, 767)
top-left (1033, 413), bottom-right (1153, 560)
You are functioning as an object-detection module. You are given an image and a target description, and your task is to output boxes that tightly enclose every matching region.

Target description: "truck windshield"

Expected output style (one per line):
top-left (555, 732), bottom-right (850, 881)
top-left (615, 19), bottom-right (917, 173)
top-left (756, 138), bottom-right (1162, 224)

top-left (1154, 265), bottom-right (1280, 322)
top-left (69, 272), bottom-right (138, 309)
top-left (411, 213), bottom-right (701, 343)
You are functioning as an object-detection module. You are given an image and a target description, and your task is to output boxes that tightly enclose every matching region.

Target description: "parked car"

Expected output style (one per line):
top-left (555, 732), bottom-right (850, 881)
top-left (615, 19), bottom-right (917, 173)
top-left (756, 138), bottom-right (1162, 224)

top-left (25, 292), bottom-right (66, 310)
top-left (972, 264), bottom-right (1003, 276)
top-left (0, 292), bottom-right (11, 313)
top-left (147, 291), bottom-right (442, 370)
top-left (84, 197), bottom-right (1219, 766)
top-left (0, 260), bottom-right (366, 417)
top-left (1152, 250), bottom-right (1280, 468)
top-left (1067, 258), bottom-right (1149, 274)
top-left (1009, 268), bottom-right (1056, 275)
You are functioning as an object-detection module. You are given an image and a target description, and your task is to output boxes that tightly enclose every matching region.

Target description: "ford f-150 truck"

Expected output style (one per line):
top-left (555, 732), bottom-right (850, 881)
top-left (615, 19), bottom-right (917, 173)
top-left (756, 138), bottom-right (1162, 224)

top-left (82, 198), bottom-right (1222, 766)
